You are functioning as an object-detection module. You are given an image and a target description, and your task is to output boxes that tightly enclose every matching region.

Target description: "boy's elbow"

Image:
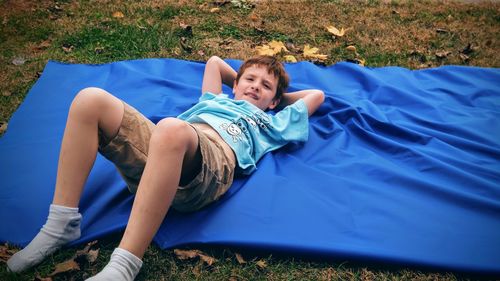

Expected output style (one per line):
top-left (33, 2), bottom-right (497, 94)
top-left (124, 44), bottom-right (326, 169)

top-left (314, 90), bottom-right (325, 105)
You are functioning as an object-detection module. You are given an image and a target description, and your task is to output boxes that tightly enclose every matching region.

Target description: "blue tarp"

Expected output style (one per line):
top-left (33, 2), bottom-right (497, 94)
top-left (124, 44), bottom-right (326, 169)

top-left (0, 59), bottom-right (499, 274)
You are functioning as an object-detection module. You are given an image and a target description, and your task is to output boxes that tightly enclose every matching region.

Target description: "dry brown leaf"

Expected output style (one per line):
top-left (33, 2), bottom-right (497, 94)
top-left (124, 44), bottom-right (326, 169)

top-left (112, 11), bottom-right (124, 18)
top-left (0, 244), bottom-right (16, 261)
top-left (49, 259), bottom-right (80, 277)
top-left (174, 249), bottom-right (217, 266)
top-left (346, 45), bottom-right (357, 53)
top-left (435, 51), bottom-right (451, 59)
top-left (34, 275), bottom-right (52, 281)
top-left (326, 25), bottom-right (346, 37)
top-left (210, 7), bottom-right (220, 13)
top-left (303, 45), bottom-right (328, 61)
top-left (256, 259), bottom-right (267, 269)
top-left (235, 252), bottom-right (246, 264)
top-left (2, 91), bottom-right (11, 97)
top-left (0, 122), bottom-right (8, 135)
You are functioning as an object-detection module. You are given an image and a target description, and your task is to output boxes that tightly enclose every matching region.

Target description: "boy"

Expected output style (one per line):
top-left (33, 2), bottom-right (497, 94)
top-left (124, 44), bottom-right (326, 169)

top-left (7, 55), bottom-right (324, 280)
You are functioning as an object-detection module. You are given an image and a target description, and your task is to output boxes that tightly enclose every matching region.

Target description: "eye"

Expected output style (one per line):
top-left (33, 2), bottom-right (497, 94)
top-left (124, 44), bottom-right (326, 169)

top-left (246, 77), bottom-right (254, 81)
top-left (263, 83), bottom-right (271, 89)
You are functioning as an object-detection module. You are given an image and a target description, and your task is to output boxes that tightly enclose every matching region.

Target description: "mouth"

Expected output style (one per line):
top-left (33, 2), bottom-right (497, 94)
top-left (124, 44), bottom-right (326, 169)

top-left (244, 92), bottom-right (259, 100)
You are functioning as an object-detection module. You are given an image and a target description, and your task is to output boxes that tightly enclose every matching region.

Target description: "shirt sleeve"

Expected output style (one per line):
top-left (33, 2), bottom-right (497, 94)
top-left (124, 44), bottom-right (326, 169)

top-left (271, 99), bottom-right (309, 143)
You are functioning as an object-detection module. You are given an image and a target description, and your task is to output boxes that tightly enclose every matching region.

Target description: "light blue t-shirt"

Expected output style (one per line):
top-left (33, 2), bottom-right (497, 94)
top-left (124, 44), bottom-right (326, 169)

top-left (177, 93), bottom-right (309, 175)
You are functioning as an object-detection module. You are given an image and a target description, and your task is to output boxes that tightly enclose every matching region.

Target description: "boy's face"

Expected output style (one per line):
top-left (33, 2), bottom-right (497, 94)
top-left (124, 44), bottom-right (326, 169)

top-left (233, 65), bottom-right (280, 111)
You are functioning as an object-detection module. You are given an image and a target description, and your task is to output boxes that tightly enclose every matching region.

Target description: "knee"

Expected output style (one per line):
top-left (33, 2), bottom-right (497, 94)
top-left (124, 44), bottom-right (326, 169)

top-left (69, 87), bottom-right (110, 118)
top-left (150, 118), bottom-right (193, 150)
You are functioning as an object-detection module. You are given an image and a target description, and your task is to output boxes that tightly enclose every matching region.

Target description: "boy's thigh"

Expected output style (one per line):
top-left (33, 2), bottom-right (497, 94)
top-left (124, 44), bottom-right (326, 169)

top-left (172, 124), bottom-right (236, 212)
top-left (98, 102), bottom-right (155, 192)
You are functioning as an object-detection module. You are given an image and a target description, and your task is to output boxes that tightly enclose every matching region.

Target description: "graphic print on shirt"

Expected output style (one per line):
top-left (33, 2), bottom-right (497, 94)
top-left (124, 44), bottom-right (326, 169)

top-left (220, 112), bottom-right (273, 143)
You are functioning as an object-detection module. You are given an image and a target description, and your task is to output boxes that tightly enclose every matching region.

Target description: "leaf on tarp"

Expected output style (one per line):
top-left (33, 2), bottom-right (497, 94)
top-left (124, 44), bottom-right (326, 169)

top-left (49, 259), bottom-right (80, 277)
top-left (174, 249), bottom-right (217, 266)
top-left (235, 253), bottom-right (246, 264)
top-left (112, 11), bottom-right (125, 18)
top-left (326, 25), bottom-right (346, 37)
top-left (303, 45), bottom-right (328, 61)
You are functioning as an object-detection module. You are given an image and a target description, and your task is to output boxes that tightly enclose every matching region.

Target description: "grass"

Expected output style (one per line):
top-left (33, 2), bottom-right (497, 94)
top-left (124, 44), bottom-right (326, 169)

top-left (0, 0), bottom-right (499, 280)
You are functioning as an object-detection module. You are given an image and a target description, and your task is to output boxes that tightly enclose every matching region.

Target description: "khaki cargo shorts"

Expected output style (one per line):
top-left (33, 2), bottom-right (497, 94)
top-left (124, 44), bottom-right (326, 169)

top-left (98, 102), bottom-right (236, 212)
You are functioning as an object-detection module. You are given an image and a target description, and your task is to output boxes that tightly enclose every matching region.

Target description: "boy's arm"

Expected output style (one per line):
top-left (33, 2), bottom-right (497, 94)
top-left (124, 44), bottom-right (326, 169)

top-left (278, 90), bottom-right (325, 116)
top-left (201, 56), bottom-right (237, 95)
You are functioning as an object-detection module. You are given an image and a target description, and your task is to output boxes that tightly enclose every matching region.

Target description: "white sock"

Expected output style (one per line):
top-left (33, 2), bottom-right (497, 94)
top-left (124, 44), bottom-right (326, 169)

top-left (86, 248), bottom-right (143, 281)
top-left (7, 204), bottom-right (81, 272)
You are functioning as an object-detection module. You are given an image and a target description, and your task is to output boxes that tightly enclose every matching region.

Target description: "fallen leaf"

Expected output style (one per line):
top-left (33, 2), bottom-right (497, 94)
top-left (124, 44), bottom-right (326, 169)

top-left (36, 40), bottom-right (51, 50)
top-left (210, 7), bottom-right (220, 13)
top-left (249, 13), bottom-right (259, 22)
top-left (62, 43), bottom-right (74, 53)
top-left (256, 259), bottom-right (267, 269)
top-left (180, 37), bottom-right (193, 53)
top-left (112, 11), bottom-right (124, 18)
top-left (0, 244), bottom-right (15, 261)
top-left (49, 259), bottom-right (80, 276)
top-left (174, 249), bottom-right (217, 266)
top-left (256, 45), bottom-right (276, 56)
top-left (345, 45), bottom-right (357, 53)
top-left (303, 45), bottom-right (328, 61)
top-left (435, 50), bottom-right (451, 59)
top-left (326, 25), bottom-right (346, 37)
top-left (459, 53), bottom-right (470, 61)
top-left (197, 50), bottom-right (205, 56)
top-left (460, 43), bottom-right (478, 55)
top-left (346, 58), bottom-right (365, 66)
top-left (12, 57), bottom-right (26, 65)
top-left (235, 253), bottom-right (246, 264)
top-left (2, 91), bottom-right (11, 97)
top-left (213, 0), bottom-right (231, 6)
top-left (436, 28), bottom-right (449, 34)
top-left (256, 40), bottom-right (288, 56)
top-left (269, 40), bottom-right (288, 53)
top-left (284, 55), bottom-right (297, 63)
top-left (34, 275), bottom-right (52, 281)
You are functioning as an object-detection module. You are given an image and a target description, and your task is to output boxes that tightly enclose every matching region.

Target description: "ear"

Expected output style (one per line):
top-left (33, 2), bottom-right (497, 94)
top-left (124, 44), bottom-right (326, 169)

top-left (267, 97), bottom-right (281, 110)
top-left (232, 79), bottom-right (238, 94)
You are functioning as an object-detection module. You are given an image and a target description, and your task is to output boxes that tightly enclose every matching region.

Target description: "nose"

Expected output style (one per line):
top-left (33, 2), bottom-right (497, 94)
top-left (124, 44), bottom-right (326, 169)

top-left (250, 81), bottom-right (260, 92)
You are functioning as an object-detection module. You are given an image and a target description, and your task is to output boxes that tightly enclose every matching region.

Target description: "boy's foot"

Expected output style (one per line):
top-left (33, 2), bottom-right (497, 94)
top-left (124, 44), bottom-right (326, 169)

top-left (7, 204), bottom-right (81, 272)
top-left (85, 248), bottom-right (142, 281)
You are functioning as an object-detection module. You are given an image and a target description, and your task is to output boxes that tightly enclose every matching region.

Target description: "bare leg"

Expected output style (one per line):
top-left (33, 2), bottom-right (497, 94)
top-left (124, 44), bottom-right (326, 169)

top-left (7, 87), bottom-right (125, 273)
top-left (120, 117), bottom-right (200, 258)
top-left (52, 87), bottom-right (124, 207)
top-left (87, 118), bottom-right (201, 281)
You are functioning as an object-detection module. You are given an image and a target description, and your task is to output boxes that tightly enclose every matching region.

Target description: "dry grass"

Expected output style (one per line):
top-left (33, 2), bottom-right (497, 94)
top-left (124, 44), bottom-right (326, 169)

top-left (0, 0), bottom-right (499, 280)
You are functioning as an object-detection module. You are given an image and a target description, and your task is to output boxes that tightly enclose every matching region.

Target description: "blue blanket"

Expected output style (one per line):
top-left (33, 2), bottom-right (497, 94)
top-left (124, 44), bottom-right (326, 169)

top-left (0, 59), bottom-right (499, 274)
